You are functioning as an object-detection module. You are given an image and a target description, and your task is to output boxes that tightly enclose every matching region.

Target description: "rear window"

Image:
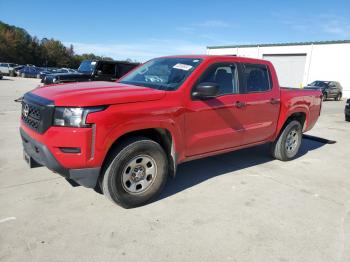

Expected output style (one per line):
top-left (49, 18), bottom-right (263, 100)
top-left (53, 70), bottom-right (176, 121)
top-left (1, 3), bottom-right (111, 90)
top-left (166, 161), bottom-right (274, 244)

top-left (241, 64), bottom-right (271, 93)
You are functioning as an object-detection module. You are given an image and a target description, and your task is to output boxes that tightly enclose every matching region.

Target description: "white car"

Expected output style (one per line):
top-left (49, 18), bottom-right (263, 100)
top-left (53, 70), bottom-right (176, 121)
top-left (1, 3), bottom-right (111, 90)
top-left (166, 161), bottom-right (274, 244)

top-left (0, 63), bottom-right (18, 76)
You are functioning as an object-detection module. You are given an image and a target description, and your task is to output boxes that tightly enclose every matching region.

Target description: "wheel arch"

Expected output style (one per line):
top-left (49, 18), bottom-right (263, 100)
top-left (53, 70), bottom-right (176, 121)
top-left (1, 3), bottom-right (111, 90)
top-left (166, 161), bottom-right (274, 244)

top-left (276, 109), bottom-right (308, 140)
top-left (100, 128), bottom-right (178, 182)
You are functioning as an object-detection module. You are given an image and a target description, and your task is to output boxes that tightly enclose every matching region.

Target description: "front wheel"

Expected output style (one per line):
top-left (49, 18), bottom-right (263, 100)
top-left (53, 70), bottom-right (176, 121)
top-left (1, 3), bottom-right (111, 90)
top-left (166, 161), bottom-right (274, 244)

top-left (101, 137), bottom-right (168, 208)
top-left (270, 120), bottom-right (302, 161)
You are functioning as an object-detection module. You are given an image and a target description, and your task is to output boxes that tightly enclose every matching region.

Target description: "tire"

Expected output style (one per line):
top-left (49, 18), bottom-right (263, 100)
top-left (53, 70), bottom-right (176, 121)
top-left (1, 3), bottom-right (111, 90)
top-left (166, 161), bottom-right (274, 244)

top-left (9, 71), bottom-right (15, 77)
top-left (322, 94), bottom-right (327, 101)
top-left (101, 137), bottom-right (168, 208)
top-left (270, 120), bottom-right (302, 161)
top-left (346, 115), bottom-right (350, 122)
top-left (335, 93), bottom-right (342, 101)
top-left (21, 73), bottom-right (26, 78)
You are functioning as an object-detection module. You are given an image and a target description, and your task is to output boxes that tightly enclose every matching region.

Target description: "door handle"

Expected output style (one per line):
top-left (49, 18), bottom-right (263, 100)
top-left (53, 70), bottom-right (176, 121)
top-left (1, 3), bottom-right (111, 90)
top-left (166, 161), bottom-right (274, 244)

top-left (235, 101), bottom-right (246, 108)
top-left (270, 98), bottom-right (280, 105)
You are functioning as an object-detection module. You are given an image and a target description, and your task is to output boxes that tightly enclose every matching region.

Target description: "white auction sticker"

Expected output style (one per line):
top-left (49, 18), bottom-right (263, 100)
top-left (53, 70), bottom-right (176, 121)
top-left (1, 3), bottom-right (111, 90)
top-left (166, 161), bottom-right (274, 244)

top-left (173, 63), bottom-right (193, 71)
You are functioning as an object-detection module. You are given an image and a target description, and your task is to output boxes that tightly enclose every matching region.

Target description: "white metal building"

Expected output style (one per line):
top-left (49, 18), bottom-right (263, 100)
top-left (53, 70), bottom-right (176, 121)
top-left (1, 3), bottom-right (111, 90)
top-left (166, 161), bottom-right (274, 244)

top-left (207, 40), bottom-right (350, 97)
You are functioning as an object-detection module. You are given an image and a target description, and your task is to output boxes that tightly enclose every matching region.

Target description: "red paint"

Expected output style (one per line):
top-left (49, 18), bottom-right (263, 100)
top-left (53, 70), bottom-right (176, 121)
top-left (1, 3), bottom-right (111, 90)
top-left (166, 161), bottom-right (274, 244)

top-left (23, 55), bottom-right (322, 169)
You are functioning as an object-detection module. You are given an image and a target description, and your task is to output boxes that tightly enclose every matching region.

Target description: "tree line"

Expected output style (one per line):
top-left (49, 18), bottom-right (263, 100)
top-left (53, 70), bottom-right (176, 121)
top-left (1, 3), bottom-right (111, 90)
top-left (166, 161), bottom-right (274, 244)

top-left (0, 21), bottom-right (128, 69)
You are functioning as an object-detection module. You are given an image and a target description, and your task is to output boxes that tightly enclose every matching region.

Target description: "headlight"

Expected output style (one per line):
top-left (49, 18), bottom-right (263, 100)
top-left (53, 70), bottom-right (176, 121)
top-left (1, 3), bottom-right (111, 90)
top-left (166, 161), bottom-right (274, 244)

top-left (53, 107), bottom-right (106, 127)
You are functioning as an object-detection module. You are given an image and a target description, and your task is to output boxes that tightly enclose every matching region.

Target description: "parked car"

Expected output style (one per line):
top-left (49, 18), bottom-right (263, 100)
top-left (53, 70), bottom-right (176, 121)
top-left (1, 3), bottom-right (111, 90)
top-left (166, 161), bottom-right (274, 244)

top-left (42, 60), bottom-right (139, 84)
top-left (13, 65), bottom-right (25, 76)
top-left (0, 62), bottom-right (18, 76)
top-left (304, 80), bottom-right (343, 101)
top-left (18, 66), bottom-right (43, 78)
top-left (20, 55), bottom-right (322, 208)
top-left (345, 98), bottom-right (350, 122)
top-left (40, 68), bottom-right (77, 80)
top-left (61, 68), bottom-right (77, 73)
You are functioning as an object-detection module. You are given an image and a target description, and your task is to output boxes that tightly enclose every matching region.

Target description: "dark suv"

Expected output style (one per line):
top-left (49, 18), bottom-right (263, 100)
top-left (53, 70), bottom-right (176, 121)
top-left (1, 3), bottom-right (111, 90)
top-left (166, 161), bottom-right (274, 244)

top-left (305, 80), bottom-right (343, 101)
top-left (42, 60), bottom-right (139, 85)
top-left (345, 98), bottom-right (350, 122)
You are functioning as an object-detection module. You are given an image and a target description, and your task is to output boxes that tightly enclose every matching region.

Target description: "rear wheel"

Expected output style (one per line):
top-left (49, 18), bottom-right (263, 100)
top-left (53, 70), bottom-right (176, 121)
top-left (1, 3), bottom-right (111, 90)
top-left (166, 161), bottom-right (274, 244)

top-left (101, 137), bottom-right (168, 208)
top-left (322, 94), bottom-right (327, 101)
top-left (270, 120), bottom-right (302, 161)
top-left (335, 93), bottom-right (342, 101)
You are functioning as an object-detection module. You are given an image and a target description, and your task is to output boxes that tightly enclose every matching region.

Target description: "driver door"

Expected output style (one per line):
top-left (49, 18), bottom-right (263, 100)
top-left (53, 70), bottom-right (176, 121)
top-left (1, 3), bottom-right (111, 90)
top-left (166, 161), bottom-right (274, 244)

top-left (185, 62), bottom-right (246, 156)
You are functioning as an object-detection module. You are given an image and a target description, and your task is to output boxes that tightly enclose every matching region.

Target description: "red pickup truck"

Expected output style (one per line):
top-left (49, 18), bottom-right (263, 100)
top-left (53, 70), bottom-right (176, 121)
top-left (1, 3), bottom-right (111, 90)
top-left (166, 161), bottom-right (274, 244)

top-left (20, 55), bottom-right (322, 208)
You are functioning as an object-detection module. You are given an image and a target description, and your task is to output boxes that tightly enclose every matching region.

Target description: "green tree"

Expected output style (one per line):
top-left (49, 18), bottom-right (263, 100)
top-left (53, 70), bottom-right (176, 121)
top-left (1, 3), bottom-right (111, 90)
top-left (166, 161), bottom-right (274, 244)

top-left (0, 20), bottom-right (139, 68)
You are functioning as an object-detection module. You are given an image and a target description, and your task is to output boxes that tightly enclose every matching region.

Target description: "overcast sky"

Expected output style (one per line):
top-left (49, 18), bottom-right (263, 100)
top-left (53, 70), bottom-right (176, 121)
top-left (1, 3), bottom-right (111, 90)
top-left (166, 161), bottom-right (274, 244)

top-left (1, 0), bottom-right (350, 62)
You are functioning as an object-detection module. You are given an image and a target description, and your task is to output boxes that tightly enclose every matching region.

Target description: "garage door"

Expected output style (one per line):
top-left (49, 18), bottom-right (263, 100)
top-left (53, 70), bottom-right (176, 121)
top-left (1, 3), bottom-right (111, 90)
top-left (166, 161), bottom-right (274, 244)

top-left (263, 54), bottom-right (306, 88)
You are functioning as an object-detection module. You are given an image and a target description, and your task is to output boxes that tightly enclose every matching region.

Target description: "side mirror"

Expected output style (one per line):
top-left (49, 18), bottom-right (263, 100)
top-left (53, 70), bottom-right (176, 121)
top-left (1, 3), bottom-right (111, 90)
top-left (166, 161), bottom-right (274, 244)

top-left (192, 82), bottom-right (219, 99)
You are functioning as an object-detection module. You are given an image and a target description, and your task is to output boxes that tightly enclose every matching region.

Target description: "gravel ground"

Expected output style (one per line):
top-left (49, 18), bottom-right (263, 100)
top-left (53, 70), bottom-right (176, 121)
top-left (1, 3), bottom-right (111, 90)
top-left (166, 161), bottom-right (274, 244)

top-left (0, 76), bottom-right (349, 262)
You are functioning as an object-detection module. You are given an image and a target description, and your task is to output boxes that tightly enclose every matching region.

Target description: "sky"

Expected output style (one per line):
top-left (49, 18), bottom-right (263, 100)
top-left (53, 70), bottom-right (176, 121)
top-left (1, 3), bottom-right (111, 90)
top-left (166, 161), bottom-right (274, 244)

top-left (1, 0), bottom-right (350, 62)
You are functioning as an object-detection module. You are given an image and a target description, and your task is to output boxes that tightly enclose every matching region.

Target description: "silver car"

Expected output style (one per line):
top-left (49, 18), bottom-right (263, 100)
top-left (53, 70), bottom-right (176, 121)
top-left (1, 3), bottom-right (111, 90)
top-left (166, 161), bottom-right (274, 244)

top-left (0, 63), bottom-right (18, 76)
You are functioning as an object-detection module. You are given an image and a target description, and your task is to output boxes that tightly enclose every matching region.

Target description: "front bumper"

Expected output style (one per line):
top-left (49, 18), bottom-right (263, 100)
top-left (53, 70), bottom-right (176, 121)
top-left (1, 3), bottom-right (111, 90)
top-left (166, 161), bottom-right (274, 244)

top-left (20, 128), bottom-right (100, 188)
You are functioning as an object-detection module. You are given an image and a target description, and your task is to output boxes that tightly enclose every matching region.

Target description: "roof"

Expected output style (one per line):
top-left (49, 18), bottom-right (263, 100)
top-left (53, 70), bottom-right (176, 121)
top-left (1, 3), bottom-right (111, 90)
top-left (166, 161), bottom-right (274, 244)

top-left (159, 55), bottom-right (274, 65)
top-left (207, 40), bottom-right (350, 49)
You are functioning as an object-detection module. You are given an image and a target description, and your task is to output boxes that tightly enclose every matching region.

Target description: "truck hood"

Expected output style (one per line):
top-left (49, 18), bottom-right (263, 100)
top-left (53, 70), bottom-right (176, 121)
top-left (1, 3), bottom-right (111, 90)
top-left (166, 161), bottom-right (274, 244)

top-left (31, 81), bottom-right (166, 107)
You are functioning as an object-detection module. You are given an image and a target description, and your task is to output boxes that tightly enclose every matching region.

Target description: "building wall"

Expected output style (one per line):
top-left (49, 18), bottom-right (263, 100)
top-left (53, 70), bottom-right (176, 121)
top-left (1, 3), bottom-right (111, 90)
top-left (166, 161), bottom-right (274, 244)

top-left (207, 43), bottom-right (350, 97)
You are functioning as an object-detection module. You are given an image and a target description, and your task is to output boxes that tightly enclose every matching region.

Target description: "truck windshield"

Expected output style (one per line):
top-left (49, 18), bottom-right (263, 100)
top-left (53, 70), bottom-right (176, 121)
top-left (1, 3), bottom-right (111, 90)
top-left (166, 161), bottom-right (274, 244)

top-left (78, 60), bottom-right (96, 73)
top-left (119, 57), bottom-right (202, 90)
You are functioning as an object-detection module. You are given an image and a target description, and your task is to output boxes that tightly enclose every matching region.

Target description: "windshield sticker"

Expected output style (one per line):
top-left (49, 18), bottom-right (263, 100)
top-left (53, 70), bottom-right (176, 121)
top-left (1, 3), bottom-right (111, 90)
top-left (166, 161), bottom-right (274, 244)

top-left (173, 63), bottom-right (193, 71)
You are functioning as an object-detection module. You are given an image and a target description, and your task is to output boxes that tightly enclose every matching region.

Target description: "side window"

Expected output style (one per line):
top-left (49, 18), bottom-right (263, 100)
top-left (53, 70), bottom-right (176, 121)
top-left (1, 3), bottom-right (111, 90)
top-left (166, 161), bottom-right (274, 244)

top-left (242, 63), bottom-right (271, 93)
top-left (197, 63), bottom-right (238, 95)
top-left (117, 64), bottom-right (135, 77)
top-left (99, 63), bottom-right (116, 75)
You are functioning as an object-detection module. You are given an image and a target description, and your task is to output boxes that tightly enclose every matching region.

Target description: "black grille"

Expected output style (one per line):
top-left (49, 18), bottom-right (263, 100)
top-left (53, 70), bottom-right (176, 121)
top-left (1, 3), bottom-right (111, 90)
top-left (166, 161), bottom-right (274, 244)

top-left (21, 93), bottom-right (54, 134)
top-left (21, 103), bottom-right (41, 130)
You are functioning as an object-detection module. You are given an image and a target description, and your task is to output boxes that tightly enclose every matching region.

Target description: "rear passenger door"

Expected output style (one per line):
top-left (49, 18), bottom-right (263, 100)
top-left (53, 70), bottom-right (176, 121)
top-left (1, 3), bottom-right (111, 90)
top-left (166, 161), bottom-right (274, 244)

top-left (238, 63), bottom-right (280, 145)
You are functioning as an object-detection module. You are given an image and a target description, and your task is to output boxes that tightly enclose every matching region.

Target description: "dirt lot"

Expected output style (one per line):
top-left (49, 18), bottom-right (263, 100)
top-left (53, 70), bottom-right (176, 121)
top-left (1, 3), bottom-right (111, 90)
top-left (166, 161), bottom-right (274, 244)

top-left (0, 76), bottom-right (349, 262)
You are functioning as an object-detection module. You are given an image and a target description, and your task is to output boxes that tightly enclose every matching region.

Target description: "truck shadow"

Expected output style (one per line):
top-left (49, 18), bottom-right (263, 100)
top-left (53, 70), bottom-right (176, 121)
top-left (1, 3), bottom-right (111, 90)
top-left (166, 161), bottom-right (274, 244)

top-left (157, 137), bottom-right (328, 202)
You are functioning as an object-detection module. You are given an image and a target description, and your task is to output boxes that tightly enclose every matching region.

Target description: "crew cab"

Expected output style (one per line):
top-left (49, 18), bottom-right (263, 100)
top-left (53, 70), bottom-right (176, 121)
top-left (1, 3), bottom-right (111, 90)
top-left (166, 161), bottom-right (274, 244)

top-left (20, 55), bottom-right (322, 208)
top-left (42, 60), bottom-right (139, 85)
